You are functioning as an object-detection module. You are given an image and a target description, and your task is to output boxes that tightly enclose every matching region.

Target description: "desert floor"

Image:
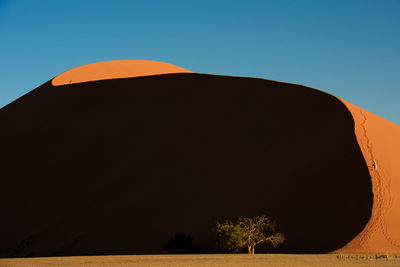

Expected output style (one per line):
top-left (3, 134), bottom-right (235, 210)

top-left (1, 254), bottom-right (400, 267)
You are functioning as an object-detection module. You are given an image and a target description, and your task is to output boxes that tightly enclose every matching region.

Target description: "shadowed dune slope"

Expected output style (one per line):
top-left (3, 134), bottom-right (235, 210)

top-left (0, 73), bottom-right (373, 257)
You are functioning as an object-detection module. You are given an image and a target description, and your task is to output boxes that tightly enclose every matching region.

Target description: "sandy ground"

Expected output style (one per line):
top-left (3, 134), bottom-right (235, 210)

top-left (1, 254), bottom-right (400, 267)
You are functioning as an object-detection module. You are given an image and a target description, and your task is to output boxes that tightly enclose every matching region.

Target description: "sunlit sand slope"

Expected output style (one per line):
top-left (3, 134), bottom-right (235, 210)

top-left (52, 60), bottom-right (191, 86)
top-left (334, 100), bottom-right (400, 253)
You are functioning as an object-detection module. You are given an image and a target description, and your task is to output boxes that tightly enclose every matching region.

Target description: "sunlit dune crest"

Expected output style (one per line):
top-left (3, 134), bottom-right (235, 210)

top-left (52, 60), bottom-right (192, 86)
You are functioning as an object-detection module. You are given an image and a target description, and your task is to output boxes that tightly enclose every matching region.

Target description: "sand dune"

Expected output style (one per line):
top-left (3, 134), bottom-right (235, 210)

top-left (0, 61), bottom-right (398, 257)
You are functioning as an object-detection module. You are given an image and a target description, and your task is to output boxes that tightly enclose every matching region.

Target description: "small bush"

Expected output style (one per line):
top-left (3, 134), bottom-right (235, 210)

top-left (162, 233), bottom-right (196, 253)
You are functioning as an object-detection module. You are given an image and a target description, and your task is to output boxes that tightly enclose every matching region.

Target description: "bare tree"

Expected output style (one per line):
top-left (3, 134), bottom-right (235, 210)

top-left (238, 216), bottom-right (285, 254)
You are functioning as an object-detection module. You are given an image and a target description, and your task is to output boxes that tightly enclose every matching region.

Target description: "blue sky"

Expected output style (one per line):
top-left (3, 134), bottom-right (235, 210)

top-left (1, 0), bottom-right (399, 123)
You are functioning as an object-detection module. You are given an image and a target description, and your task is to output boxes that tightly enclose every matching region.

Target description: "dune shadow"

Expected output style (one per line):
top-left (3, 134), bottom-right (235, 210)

top-left (0, 73), bottom-right (372, 256)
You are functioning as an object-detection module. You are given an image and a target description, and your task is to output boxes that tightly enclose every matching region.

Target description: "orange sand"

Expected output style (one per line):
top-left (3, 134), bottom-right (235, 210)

top-left (52, 60), bottom-right (192, 86)
top-left (334, 100), bottom-right (400, 253)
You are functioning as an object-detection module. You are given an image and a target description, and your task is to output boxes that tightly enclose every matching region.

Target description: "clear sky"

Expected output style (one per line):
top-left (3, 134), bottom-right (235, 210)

top-left (1, 0), bottom-right (399, 124)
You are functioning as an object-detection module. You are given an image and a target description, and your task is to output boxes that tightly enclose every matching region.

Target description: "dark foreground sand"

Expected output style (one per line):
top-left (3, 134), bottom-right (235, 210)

top-left (1, 254), bottom-right (400, 267)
